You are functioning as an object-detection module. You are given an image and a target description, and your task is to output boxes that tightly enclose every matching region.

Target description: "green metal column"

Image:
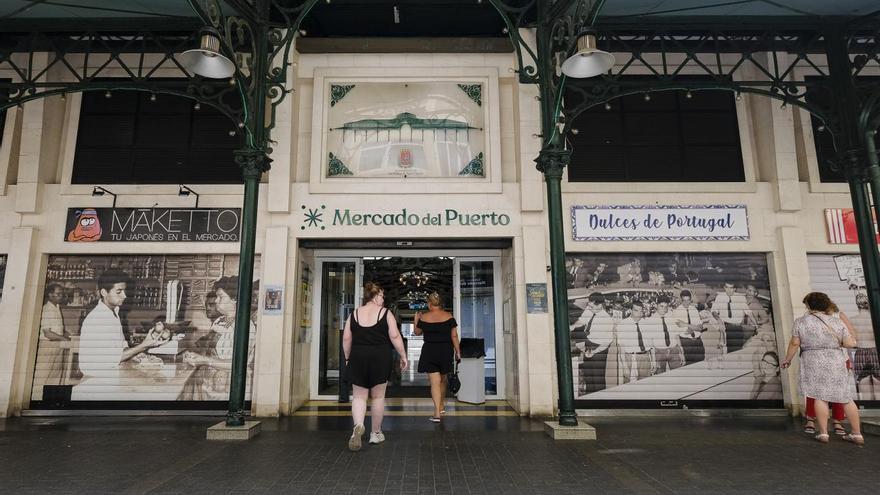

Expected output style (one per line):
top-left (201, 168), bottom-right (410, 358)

top-left (226, 0), bottom-right (272, 427)
top-left (846, 168), bottom-right (880, 329)
top-left (827, 28), bottom-right (880, 345)
top-left (536, 144), bottom-right (578, 427)
top-left (226, 151), bottom-right (268, 426)
top-left (530, 0), bottom-right (578, 426)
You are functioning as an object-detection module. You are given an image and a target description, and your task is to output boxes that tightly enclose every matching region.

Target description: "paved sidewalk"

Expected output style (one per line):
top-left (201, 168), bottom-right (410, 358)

top-left (0, 415), bottom-right (877, 494)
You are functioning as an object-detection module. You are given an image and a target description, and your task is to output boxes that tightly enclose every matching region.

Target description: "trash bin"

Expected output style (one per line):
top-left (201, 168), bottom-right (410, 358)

top-left (457, 338), bottom-right (486, 404)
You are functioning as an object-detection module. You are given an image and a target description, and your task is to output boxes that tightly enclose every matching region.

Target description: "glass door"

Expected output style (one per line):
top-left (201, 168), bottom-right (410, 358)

top-left (455, 258), bottom-right (503, 396)
top-left (362, 256), bottom-right (454, 397)
top-left (316, 259), bottom-right (360, 397)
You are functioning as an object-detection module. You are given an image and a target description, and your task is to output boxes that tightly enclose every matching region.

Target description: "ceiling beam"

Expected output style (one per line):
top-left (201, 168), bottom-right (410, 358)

top-left (296, 37), bottom-right (513, 53)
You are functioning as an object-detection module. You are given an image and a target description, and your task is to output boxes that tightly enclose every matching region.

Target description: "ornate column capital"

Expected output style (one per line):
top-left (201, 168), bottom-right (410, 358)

top-left (234, 148), bottom-right (272, 180)
top-left (842, 148), bottom-right (869, 183)
top-left (535, 146), bottom-right (571, 180)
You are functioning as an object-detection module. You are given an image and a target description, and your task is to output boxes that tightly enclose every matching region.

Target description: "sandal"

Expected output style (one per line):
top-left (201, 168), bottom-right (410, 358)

top-left (842, 433), bottom-right (865, 446)
top-left (428, 416), bottom-right (441, 423)
top-left (833, 422), bottom-right (847, 436)
top-left (803, 419), bottom-right (816, 435)
top-left (815, 433), bottom-right (829, 444)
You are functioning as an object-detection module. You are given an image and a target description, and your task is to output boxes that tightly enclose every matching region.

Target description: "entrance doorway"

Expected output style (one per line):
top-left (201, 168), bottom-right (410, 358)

top-left (310, 250), bottom-right (503, 400)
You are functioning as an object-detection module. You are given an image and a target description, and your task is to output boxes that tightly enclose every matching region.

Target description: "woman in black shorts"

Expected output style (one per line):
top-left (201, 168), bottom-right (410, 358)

top-left (414, 292), bottom-right (461, 422)
top-left (342, 282), bottom-right (408, 451)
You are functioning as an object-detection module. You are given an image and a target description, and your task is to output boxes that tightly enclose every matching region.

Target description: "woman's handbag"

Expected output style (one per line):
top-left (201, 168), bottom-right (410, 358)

top-left (342, 359), bottom-right (352, 383)
top-left (811, 314), bottom-right (853, 371)
top-left (447, 360), bottom-right (461, 394)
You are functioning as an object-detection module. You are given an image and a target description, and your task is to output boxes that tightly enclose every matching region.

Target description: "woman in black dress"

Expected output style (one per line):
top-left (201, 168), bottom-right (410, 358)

top-left (414, 292), bottom-right (461, 422)
top-left (342, 282), bottom-right (408, 451)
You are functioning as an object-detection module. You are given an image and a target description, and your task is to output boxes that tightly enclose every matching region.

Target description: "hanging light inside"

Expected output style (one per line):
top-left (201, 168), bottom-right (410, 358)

top-left (561, 33), bottom-right (615, 78)
top-left (685, 90), bottom-right (693, 99)
top-left (735, 91), bottom-right (743, 101)
top-left (643, 93), bottom-right (651, 102)
top-left (179, 28), bottom-right (236, 79)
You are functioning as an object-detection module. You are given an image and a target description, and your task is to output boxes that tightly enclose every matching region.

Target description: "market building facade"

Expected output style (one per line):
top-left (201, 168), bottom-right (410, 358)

top-left (0, 1), bottom-right (879, 421)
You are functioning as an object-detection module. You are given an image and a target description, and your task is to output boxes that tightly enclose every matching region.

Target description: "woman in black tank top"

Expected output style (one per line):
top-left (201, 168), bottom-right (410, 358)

top-left (414, 292), bottom-right (461, 422)
top-left (342, 282), bottom-right (408, 451)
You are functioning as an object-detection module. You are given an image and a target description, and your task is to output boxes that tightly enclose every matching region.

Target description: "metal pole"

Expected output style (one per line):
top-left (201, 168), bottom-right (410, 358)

top-left (226, 0), bottom-right (271, 427)
top-left (531, 0), bottom-right (578, 427)
top-left (827, 28), bottom-right (880, 347)
top-left (536, 144), bottom-right (578, 427)
top-left (847, 171), bottom-right (880, 328)
top-left (226, 155), bottom-right (265, 426)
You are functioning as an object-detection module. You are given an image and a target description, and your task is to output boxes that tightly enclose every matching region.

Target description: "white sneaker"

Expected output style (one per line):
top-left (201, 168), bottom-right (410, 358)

top-left (369, 431), bottom-right (385, 444)
top-left (348, 424), bottom-right (365, 451)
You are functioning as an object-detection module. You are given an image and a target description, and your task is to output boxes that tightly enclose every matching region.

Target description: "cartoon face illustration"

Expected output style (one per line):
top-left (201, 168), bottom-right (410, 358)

top-left (67, 209), bottom-right (102, 242)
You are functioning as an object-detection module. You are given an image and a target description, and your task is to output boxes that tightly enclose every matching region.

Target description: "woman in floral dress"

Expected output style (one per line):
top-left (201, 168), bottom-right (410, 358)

top-left (782, 292), bottom-right (863, 445)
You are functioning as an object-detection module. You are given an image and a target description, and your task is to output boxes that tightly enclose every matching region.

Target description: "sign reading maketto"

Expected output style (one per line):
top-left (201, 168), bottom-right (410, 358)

top-left (65, 208), bottom-right (242, 242)
top-left (572, 205), bottom-right (749, 241)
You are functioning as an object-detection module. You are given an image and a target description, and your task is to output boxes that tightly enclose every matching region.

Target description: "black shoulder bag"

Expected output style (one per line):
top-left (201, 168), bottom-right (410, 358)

top-left (447, 359), bottom-right (461, 394)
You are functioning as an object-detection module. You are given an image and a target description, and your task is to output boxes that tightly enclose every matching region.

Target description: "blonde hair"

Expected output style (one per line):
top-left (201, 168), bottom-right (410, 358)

top-left (426, 291), bottom-right (442, 308)
top-left (363, 282), bottom-right (383, 304)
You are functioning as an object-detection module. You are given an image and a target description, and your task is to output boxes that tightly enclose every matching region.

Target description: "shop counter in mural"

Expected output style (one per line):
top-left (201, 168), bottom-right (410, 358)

top-left (565, 253), bottom-right (781, 406)
top-left (808, 254), bottom-right (880, 402)
top-left (31, 254), bottom-right (259, 407)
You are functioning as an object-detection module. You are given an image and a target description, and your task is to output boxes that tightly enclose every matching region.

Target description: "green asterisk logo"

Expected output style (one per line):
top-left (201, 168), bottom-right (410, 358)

top-left (301, 205), bottom-right (326, 230)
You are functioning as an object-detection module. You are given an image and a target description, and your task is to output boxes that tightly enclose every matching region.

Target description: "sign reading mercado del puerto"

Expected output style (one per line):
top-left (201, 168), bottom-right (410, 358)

top-left (64, 208), bottom-right (242, 242)
top-left (572, 205), bottom-right (749, 241)
top-left (299, 205), bottom-right (511, 230)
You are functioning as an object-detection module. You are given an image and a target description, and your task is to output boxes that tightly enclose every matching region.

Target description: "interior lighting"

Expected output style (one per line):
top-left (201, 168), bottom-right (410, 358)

top-left (104, 91), bottom-right (112, 98)
top-left (685, 90), bottom-right (693, 99)
top-left (180, 28), bottom-right (236, 79)
top-left (735, 91), bottom-right (743, 101)
top-left (561, 33), bottom-right (615, 78)
top-left (604, 102), bottom-right (612, 110)
top-left (643, 93), bottom-right (651, 102)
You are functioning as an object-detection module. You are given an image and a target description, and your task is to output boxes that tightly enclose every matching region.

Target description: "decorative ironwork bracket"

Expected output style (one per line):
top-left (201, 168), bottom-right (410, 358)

top-left (491, 1), bottom-right (880, 161)
top-left (0, 0), bottom-right (321, 159)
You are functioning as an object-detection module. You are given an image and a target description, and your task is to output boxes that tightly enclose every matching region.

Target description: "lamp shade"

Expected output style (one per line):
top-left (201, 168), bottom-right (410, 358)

top-left (179, 30), bottom-right (236, 79)
top-left (561, 33), bottom-right (615, 78)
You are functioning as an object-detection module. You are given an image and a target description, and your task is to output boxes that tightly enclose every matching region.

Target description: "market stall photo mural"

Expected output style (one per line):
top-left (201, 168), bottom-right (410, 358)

top-left (31, 254), bottom-right (259, 408)
top-left (808, 254), bottom-right (880, 403)
top-left (565, 252), bottom-right (782, 407)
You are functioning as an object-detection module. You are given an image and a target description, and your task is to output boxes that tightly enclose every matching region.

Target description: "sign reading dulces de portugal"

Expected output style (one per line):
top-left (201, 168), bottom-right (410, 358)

top-left (65, 208), bottom-right (242, 242)
top-left (571, 205), bottom-right (749, 241)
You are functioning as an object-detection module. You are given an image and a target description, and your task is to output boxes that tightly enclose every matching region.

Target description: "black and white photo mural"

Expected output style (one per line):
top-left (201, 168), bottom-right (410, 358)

top-left (31, 254), bottom-right (259, 408)
top-left (565, 252), bottom-right (782, 406)
top-left (808, 254), bottom-right (880, 402)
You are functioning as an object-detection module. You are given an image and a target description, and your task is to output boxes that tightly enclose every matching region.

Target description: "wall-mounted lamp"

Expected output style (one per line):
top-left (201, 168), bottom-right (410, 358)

top-left (179, 185), bottom-right (200, 208)
top-left (92, 186), bottom-right (117, 208)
